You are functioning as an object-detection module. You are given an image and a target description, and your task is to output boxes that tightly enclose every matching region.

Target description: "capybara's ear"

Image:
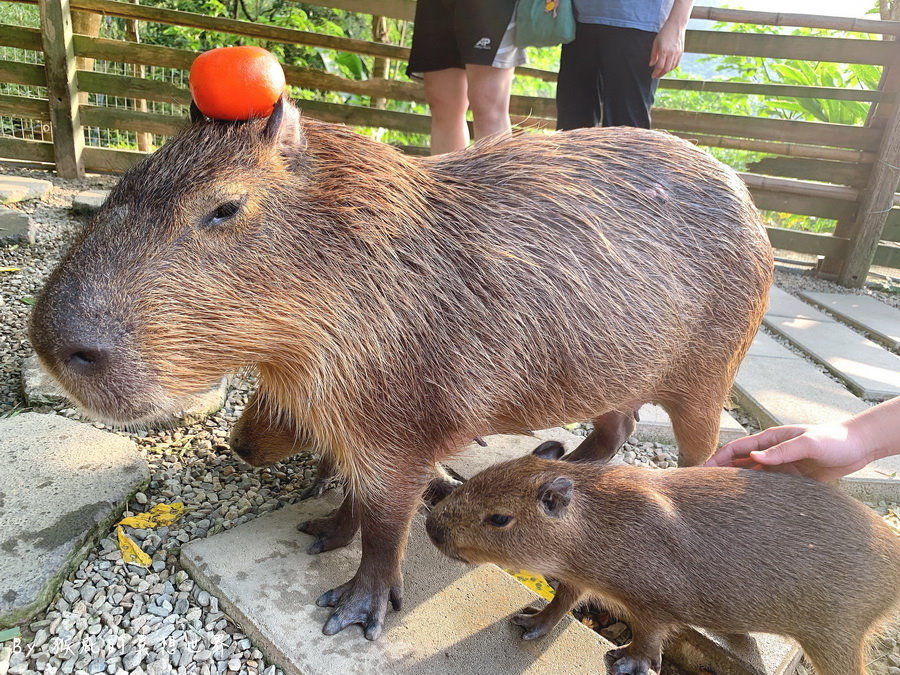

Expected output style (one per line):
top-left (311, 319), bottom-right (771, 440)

top-left (263, 94), bottom-right (304, 149)
top-left (532, 441), bottom-right (566, 460)
top-left (189, 100), bottom-right (206, 124)
top-left (537, 477), bottom-right (573, 518)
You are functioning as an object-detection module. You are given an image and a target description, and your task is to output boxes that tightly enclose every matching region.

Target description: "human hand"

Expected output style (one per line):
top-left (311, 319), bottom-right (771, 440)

top-left (649, 20), bottom-right (687, 78)
top-left (704, 422), bottom-right (873, 482)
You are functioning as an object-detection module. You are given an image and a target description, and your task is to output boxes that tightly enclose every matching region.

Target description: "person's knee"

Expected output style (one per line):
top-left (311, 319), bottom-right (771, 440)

top-left (467, 89), bottom-right (509, 127)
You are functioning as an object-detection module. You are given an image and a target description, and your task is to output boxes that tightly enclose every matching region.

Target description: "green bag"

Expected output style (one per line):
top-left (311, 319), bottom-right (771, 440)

top-left (514, 0), bottom-right (576, 48)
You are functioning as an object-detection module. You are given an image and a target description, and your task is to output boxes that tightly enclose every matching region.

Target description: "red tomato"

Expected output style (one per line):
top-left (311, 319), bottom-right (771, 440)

top-left (189, 46), bottom-right (286, 121)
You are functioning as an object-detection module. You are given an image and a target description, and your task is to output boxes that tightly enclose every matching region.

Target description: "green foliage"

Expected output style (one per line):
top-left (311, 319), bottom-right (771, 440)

top-left (702, 21), bottom-right (882, 125)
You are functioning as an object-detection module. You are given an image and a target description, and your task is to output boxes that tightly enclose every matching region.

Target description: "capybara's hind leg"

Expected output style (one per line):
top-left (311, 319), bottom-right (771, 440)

top-left (801, 636), bottom-right (866, 675)
top-left (661, 391), bottom-right (727, 467)
top-left (566, 408), bottom-right (639, 463)
top-left (298, 492), bottom-right (359, 554)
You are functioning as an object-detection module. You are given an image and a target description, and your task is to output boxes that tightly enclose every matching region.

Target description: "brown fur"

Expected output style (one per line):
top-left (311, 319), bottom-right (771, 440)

top-left (427, 451), bottom-right (900, 675)
top-left (29, 99), bottom-right (773, 637)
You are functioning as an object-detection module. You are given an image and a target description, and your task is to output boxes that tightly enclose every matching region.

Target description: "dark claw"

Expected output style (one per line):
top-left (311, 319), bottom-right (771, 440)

top-left (316, 577), bottom-right (403, 641)
top-left (604, 648), bottom-right (660, 675)
top-left (474, 436), bottom-right (487, 447)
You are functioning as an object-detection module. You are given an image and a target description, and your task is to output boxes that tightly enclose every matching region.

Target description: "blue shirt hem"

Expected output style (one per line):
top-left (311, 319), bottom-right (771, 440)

top-left (576, 16), bottom-right (660, 32)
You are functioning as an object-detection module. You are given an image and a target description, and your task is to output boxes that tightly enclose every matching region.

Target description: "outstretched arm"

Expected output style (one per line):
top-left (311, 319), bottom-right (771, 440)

top-left (705, 397), bottom-right (900, 481)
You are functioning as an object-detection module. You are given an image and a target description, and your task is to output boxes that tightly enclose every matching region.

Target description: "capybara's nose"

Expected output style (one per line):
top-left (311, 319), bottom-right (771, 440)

top-left (425, 517), bottom-right (447, 546)
top-left (60, 344), bottom-right (109, 376)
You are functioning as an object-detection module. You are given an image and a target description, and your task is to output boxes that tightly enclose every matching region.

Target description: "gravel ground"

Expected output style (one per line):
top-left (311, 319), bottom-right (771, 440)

top-left (1, 168), bottom-right (898, 674)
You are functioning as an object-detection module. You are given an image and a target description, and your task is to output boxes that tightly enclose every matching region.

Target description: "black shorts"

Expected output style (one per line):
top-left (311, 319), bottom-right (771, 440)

top-left (407, 0), bottom-right (526, 78)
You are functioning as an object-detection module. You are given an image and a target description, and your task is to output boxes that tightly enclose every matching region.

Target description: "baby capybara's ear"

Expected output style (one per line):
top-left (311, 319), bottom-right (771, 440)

top-left (263, 95), bottom-right (304, 149)
top-left (532, 441), bottom-right (566, 460)
top-left (537, 477), bottom-right (573, 518)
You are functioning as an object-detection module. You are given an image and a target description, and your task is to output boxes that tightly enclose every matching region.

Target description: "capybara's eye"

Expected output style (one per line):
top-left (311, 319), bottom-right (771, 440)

top-left (484, 514), bottom-right (514, 528)
top-left (204, 198), bottom-right (245, 227)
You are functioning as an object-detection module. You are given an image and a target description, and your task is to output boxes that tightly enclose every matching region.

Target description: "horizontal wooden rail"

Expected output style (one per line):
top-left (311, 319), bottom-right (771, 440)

top-left (740, 172), bottom-right (859, 202)
top-left (296, 0), bottom-right (900, 35)
top-left (749, 187), bottom-right (856, 221)
top-left (0, 136), bottom-right (53, 163)
top-left (691, 6), bottom-right (900, 35)
top-left (0, 92), bottom-right (48, 119)
top-left (673, 133), bottom-right (877, 163)
top-left (653, 109), bottom-right (880, 150)
top-left (662, 79), bottom-right (887, 103)
top-left (0, 24), bottom-right (41, 51)
top-left (0, 60), bottom-right (45, 88)
top-left (746, 156), bottom-right (869, 186)
top-left (766, 226), bottom-right (848, 256)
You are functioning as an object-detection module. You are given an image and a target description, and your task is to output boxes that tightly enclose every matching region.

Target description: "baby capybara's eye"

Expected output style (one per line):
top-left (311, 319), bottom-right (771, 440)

top-left (484, 514), bottom-right (514, 528)
top-left (204, 197), bottom-right (245, 227)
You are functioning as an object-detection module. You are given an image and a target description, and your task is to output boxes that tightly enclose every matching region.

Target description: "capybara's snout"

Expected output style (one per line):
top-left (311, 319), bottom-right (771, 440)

top-left (425, 514), bottom-right (449, 547)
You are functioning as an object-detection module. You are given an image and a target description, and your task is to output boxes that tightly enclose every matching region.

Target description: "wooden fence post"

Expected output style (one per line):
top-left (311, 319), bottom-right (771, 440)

top-left (39, 0), bottom-right (85, 178)
top-left (837, 92), bottom-right (900, 286)
top-left (370, 15), bottom-right (389, 110)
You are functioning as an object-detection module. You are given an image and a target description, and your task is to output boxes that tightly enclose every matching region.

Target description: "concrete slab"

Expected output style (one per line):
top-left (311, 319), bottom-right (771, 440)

top-left (0, 207), bottom-right (34, 244)
top-left (798, 291), bottom-right (900, 351)
top-left (635, 404), bottom-right (746, 446)
top-left (180, 495), bottom-right (615, 675)
top-left (71, 189), bottom-right (109, 216)
top-left (840, 453), bottom-right (900, 503)
top-left (0, 176), bottom-right (51, 204)
top-left (732, 339), bottom-right (869, 429)
top-left (671, 628), bottom-right (801, 675)
top-left (0, 413), bottom-right (148, 628)
top-left (20, 354), bottom-right (68, 405)
top-left (766, 286), bottom-right (833, 322)
top-left (22, 354), bottom-right (229, 422)
top-left (445, 428), bottom-right (587, 479)
top-left (762, 315), bottom-right (900, 400)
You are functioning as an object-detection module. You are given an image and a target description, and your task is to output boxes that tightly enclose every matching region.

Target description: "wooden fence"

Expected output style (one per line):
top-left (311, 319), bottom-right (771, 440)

top-left (4, 0), bottom-right (900, 286)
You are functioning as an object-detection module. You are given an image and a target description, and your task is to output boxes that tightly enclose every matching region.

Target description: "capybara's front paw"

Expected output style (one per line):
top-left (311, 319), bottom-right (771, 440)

top-left (297, 508), bottom-right (357, 554)
top-left (510, 605), bottom-right (560, 640)
top-left (316, 574), bottom-right (403, 641)
top-left (604, 647), bottom-right (661, 675)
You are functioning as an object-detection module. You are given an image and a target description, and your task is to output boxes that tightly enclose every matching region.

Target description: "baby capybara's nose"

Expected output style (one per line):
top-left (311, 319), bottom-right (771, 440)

top-left (425, 517), bottom-right (447, 546)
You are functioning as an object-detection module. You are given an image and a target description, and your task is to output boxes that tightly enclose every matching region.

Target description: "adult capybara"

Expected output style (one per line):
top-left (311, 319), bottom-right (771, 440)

top-left (426, 442), bottom-right (900, 675)
top-left (29, 96), bottom-right (773, 639)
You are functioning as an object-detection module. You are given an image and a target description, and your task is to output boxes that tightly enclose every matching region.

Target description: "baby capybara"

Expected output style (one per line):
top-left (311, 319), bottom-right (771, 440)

top-left (29, 96), bottom-right (772, 639)
top-left (426, 441), bottom-right (900, 675)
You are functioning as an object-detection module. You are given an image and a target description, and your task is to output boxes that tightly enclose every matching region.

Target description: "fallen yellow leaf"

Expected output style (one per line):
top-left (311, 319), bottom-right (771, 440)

top-left (0, 267), bottom-right (19, 273)
top-left (507, 569), bottom-right (555, 601)
top-left (116, 526), bottom-right (151, 567)
top-left (117, 502), bottom-right (185, 529)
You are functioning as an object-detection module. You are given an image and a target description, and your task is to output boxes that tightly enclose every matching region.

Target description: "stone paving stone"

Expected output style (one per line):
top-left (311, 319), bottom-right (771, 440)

top-left (0, 175), bottom-right (52, 204)
top-left (840, 453), bottom-right (900, 503)
top-left (635, 404), bottom-right (746, 446)
top-left (0, 413), bottom-right (148, 628)
top-left (181, 493), bottom-right (615, 675)
top-left (733, 334), bottom-right (869, 428)
top-left (762, 315), bottom-right (900, 400)
top-left (0, 206), bottom-right (35, 243)
top-left (71, 190), bottom-right (109, 216)
top-left (445, 427), bottom-right (588, 478)
top-left (766, 286), bottom-right (833, 322)
top-left (798, 291), bottom-right (900, 351)
top-left (670, 628), bottom-right (801, 675)
top-left (20, 354), bottom-right (68, 405)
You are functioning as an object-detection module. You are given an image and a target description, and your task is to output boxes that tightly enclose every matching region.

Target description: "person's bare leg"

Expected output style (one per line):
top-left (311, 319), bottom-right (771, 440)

top-left (465, 64), bottom-right (514, 141)
top-left (424, 68), bottom-right (469, 155)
